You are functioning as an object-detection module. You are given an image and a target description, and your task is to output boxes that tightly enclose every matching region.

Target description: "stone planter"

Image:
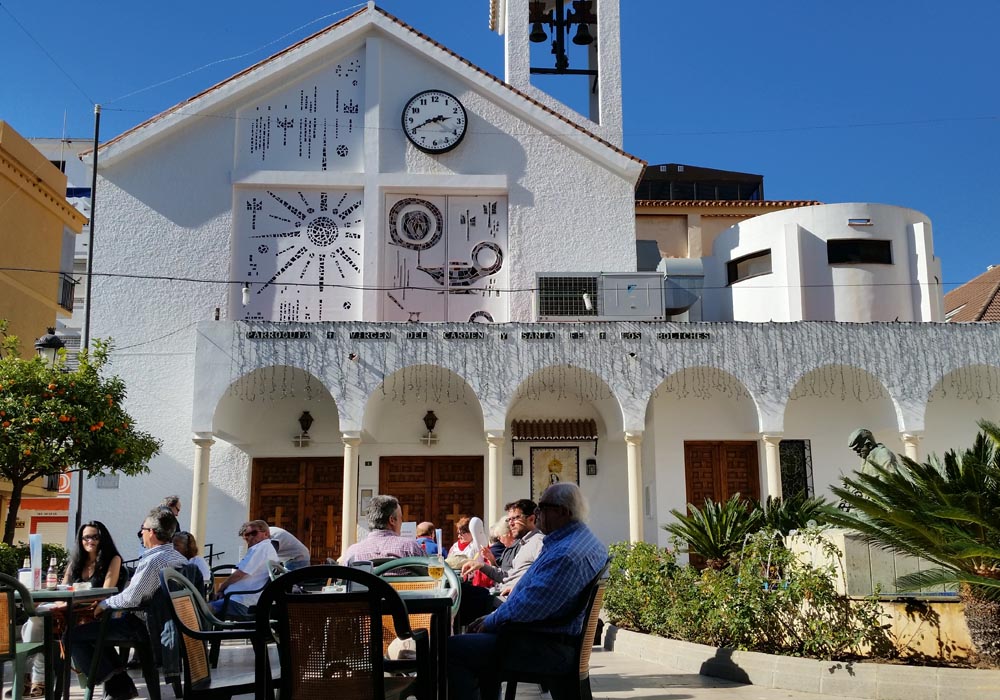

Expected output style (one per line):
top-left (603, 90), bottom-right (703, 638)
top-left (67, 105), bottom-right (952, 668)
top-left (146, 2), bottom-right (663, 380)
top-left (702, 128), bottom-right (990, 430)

top-left (603, 625), bottom-right (1000, 700)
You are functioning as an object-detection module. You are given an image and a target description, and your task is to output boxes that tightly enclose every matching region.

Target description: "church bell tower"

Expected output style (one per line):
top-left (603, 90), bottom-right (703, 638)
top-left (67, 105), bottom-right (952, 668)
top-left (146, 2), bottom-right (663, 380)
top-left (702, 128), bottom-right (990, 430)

top-left (492, 0), bottom-right (624, 148)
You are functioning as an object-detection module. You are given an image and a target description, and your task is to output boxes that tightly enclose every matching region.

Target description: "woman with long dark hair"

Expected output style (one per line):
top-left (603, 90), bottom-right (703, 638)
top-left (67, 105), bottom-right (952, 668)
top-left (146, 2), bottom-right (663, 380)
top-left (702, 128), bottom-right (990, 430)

top-left (63, 520), bottom-right (125, 589)
top-left (13, 522), bottom-right (125, 699)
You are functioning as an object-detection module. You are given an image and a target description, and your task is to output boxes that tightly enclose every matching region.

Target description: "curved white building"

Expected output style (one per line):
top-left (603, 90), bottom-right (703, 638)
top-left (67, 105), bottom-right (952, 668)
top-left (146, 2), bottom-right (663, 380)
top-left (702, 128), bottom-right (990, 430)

top-left (702, 203), bottom-right (943, 322)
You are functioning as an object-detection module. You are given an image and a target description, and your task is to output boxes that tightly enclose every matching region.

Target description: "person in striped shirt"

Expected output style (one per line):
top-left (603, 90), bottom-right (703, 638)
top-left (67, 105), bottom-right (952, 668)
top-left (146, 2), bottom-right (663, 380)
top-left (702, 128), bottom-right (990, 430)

top-left (67, 508), bottom-right (188, 700)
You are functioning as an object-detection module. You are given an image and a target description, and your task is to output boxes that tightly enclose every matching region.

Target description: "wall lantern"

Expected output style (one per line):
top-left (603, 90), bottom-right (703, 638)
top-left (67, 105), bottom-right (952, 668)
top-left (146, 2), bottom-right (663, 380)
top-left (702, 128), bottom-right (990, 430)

top-left (293, 411), bottom-right (314, 448)
top-left (586, 458), bottom-right (597, 476)
top-left (421, 410), bottom-right (439, 447)
top-left (512, 458), bottom-right (524, 477)
top-left (34, 328), bottom-right (64, 368)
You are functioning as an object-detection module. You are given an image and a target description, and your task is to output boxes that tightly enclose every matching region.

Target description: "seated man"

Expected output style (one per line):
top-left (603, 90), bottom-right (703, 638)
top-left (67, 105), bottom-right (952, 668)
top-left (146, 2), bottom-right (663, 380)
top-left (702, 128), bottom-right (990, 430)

top-left (448, 483), bottom-right (608, 700)
top-left (267, 525), bottom-right (311, 570)
top-left (458, 499), bottom-right (544, 622)
top-left (341, 495), bottom-right (425, 564)
top-left (415, 521), bottom-right (440, 555)
top-left (68, 508), bottom-right (188, 700)
top-left (211, 519), bottom-right (278, 617)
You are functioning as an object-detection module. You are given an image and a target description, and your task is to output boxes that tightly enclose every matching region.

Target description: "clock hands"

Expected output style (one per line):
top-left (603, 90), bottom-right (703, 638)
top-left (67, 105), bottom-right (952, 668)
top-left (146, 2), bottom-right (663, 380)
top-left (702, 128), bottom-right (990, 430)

top-left (412, 114), bottom-right (449, 130)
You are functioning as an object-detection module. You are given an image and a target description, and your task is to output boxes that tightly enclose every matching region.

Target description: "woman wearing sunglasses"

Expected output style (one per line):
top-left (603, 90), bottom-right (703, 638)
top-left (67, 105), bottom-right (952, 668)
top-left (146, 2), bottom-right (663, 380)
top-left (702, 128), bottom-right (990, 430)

top-left (64, 520), bottom-right (125, 590)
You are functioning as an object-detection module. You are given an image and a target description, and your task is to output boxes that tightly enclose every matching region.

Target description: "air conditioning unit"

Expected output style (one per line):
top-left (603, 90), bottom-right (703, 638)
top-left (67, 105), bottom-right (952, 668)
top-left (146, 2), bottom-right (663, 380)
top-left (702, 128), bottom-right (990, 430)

top-left (536, 272), bottom-right (665, 321)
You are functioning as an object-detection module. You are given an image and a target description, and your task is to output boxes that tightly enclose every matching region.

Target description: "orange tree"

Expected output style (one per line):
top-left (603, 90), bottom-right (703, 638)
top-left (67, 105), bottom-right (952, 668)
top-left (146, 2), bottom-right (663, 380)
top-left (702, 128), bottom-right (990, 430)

top-left (0, 322), bottom-right (161, 544)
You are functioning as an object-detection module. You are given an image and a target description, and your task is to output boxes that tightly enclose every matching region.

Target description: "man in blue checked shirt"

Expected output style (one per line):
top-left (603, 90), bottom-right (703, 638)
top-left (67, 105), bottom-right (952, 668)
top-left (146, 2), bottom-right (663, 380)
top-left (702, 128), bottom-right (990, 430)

top-left (448, 482), bottom-right (608, 699)
top-left (67, 508), bottom-right (188, 700)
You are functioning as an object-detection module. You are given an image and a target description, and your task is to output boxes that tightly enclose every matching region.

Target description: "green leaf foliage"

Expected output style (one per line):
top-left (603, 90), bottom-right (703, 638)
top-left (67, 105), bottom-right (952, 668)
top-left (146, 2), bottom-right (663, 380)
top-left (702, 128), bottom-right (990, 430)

top-left (0, 322), bottom-right (162, 544)
top-left (825, 420), bottom-right (1000, 599)
top-left (662, 493), bottom-right (762, 568)
top-left (605, 533), bottom-right (895, 660)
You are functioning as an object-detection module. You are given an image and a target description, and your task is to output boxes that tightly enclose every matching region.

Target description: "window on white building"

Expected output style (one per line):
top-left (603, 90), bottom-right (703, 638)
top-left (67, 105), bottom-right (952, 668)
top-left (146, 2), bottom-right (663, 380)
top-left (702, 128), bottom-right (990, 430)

top-left (779, 439), bottom-right (813, 498)
top-left (726, 249), bottom-right (772, 285)
top-left (827, 239), bottom-right (892, 265)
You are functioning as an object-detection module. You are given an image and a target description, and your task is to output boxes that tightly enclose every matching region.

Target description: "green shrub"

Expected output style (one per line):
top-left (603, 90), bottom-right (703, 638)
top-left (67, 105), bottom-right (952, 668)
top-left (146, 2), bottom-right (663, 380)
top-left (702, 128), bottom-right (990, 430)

top-left (0, 542), bottom-right (70, 578)
top-left (662, 494), bottom-right (761, 569)
top-left (756, 493), bottom-right (832, 535)
top-left (605, 531), bottom-right (896, 660)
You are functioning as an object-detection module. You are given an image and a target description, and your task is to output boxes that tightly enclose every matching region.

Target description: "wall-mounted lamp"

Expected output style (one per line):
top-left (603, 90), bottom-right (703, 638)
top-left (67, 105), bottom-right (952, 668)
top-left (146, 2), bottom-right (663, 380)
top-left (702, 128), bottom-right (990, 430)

top-left (293, 411), bottom-right (314, 447)
top-left (34, 328), bottom-right (64, 368)
top-left (582, 292), bottom-right (593, 311)
top-left (512, 458), bottom-right (524, 477)
top-left (421, 410), bottom-right (439, 447)
top-left (586, 458), bottom-right (597, 476)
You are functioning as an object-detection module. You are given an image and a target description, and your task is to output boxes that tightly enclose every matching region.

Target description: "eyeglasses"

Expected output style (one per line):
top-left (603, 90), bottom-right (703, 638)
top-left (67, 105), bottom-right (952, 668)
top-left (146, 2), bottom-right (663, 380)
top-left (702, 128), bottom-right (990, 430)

top-left (505, 513), bottom-right (526, 524)
top-left (82, 534), bottom-right (101, 542)
top-left (241, 530), bottom-right (259, 538)
top-left (136, 527), bottom-right (152, 538)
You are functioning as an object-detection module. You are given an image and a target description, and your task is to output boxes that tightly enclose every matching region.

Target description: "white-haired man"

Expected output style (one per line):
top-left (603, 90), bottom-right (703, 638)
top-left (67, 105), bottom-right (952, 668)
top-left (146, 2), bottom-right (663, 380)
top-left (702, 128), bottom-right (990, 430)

top-left (447, 482), bottom-right (608, 699)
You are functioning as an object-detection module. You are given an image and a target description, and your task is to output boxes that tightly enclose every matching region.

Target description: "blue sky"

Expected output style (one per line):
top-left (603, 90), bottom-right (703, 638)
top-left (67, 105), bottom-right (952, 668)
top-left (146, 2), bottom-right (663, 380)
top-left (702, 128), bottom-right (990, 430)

top-left (2, 0), bottom-right (996, 291)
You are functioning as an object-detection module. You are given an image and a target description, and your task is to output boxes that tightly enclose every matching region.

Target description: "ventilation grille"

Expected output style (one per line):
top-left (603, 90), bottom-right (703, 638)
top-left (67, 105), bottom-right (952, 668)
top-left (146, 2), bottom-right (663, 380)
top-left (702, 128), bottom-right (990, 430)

top-left (537, 276), bottom-right (599, 319)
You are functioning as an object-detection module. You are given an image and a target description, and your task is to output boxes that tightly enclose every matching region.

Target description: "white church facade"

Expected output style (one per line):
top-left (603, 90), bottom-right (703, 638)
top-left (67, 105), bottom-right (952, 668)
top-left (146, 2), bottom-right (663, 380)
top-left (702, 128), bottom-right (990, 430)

top-left (80, 1), bottom-right (1000, 560)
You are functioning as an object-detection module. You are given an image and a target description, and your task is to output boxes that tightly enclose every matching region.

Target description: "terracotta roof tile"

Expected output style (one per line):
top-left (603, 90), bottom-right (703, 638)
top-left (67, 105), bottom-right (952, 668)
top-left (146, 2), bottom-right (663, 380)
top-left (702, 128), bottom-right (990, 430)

top-left (635, 199), bottom-right (820, 208)
top-left (945, 265), bottom-right (1000, 322)
top-left (510, 419), bottom-right (599, 441)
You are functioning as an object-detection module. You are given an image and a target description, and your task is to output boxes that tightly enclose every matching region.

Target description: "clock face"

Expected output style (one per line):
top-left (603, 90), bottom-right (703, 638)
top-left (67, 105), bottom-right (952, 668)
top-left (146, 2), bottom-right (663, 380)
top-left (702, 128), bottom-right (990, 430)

top-left (401, 90), bottom-right (467, 154)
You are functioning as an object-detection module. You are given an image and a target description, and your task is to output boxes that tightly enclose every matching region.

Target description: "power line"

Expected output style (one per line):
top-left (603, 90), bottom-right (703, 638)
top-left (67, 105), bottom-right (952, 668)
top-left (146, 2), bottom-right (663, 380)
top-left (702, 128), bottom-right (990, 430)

top-left (0, 265), bottom-right (957, 292)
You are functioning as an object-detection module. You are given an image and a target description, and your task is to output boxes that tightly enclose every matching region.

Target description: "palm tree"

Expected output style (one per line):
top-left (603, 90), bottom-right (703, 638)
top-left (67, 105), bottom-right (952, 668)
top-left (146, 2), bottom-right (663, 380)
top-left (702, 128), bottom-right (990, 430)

top-left (826, 420), bottom-right (1000, 661)
top-left (663, 494), bottom-right (762, 570)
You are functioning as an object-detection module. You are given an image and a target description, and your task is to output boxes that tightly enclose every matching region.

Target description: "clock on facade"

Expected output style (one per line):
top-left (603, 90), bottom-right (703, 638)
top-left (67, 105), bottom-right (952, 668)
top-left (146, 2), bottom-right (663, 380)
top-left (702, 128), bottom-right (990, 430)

top-left (401, 89), bottom-right (467, 154)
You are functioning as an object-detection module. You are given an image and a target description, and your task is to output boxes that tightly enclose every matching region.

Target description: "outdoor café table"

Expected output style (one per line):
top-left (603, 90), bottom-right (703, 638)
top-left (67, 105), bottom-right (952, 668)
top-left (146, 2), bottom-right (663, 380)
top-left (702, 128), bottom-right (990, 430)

top-left (18, 587), bottom-right (118, 700)
top-left (397, 586), bottom-right (458, 700)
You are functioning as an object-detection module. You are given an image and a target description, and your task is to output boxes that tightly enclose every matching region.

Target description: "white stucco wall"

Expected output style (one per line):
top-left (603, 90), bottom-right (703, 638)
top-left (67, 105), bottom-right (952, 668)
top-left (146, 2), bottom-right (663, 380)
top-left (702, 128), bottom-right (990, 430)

top-left (703, 203), bottom-right (942, 323)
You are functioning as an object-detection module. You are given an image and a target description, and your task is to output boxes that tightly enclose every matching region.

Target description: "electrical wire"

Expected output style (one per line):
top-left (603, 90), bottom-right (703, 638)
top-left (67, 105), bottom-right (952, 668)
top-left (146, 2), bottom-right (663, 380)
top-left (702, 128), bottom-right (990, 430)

top-left (0, 265), bottom-right (956, 292)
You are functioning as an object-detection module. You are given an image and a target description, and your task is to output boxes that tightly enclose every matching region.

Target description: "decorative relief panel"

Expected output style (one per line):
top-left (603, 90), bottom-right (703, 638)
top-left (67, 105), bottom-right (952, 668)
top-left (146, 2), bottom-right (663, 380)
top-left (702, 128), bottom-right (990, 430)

top-left (382, 194), bottom-right (508, 323)
top-left (236, 48), bottom-right (364, 172)
top-left (234, 188), bottom-right (364, 321)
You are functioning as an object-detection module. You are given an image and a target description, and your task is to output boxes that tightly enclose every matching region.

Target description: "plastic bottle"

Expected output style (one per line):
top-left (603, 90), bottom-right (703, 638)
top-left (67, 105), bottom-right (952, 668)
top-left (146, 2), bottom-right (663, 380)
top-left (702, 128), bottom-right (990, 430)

top-left (45, 557), bottom-right (58, 589)
top-left (17, 557), bottom-right (32, 589)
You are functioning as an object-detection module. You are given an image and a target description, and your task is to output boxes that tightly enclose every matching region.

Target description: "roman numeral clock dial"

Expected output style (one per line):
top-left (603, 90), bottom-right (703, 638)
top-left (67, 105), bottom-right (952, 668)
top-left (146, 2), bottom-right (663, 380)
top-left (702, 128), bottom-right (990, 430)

top-left (402, 90), bottom-right (468, 154)
top-left (237, 189), bottom-right (364, 322)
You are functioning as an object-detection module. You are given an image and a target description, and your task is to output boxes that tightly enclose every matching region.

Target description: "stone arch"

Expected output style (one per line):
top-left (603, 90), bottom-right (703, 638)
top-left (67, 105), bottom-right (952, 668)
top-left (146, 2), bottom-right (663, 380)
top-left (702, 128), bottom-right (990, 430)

top-left (924, 364), bottom-right (1000, 459)
top-left (783, 363), bottom-right (897, 500)
top-left (213, 365), bottom-right (340, 457)
top-left (361, 363), bottom-right (485, 448)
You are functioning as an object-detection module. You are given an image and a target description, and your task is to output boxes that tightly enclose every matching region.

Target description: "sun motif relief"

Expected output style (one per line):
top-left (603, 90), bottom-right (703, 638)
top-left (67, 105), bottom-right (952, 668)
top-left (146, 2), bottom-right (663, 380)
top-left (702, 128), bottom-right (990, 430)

top-left (236, 189), bottom-right (364, 322)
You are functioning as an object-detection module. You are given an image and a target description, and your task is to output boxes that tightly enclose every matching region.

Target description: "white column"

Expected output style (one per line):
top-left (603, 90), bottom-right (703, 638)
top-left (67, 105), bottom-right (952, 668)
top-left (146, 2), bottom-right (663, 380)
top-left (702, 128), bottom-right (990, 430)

top-left (624, 431), bottom-right (643, 543)
top-left (486, 432), bottom-right (504, 527)
top-left (761, 434), bottom-right (783, 501)
top-left (190, 436), bottom-right (214, 544)
top-left (901, 432), bottom-right (923, 462)
top-left (339, 434), bottom-right (362, 559)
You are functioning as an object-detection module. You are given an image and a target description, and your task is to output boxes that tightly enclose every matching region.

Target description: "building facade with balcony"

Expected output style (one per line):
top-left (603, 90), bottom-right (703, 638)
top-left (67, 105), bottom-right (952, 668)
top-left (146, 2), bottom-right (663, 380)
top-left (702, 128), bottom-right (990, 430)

top-left (77, 2), bottom-right (1000, 560)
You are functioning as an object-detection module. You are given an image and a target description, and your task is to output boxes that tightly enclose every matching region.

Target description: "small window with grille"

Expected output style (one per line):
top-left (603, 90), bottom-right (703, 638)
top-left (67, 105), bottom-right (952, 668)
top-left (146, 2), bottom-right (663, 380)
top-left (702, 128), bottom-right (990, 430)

top-left (537, 276), bottom-right (599, 318)
top-left (779, 439), bottom-right (813, 498)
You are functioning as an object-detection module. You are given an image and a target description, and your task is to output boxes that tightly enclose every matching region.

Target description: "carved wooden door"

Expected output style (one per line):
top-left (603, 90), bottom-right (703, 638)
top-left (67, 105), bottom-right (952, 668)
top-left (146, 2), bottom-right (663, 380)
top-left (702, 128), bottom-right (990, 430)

top-left (683, 441), bottom-right (759, 507)
top-left (379, 456), bottom-right (483, 551)
top-left (250, 457), bottom-right (343, 564)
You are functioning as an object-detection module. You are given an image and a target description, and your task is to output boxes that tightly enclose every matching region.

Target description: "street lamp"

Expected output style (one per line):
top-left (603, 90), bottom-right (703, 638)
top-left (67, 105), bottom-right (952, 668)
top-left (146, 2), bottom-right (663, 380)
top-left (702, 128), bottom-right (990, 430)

top-left (33, 328), bottom-right (64, 367)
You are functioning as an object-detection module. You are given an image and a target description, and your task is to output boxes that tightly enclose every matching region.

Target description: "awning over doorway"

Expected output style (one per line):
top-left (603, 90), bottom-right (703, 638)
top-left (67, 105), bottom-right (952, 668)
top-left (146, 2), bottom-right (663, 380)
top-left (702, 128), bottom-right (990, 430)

top-left (510, 419), bottom-right (599, 454)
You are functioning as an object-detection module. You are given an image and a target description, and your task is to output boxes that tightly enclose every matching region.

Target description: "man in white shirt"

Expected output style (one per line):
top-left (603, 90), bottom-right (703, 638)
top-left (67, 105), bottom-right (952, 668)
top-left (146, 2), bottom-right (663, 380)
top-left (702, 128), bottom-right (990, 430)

top-left (210, 519), bottom-right (278, 617)
top-left (268, 525), bottom-right (311, 570)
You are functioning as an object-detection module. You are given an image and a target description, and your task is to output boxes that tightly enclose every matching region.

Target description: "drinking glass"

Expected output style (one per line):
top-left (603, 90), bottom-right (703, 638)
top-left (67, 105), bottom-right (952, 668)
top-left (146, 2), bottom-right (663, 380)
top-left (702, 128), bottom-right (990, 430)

top-left (427, 556), bottom-right (445, 590)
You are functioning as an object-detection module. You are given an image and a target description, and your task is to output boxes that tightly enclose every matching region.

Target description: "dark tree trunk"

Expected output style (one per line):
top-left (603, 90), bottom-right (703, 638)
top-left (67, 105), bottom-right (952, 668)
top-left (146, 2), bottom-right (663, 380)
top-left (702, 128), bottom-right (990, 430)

top-left (3, 479), bottom-right (26, 545)
top-left (962, 586), bottom-right (1000, 662)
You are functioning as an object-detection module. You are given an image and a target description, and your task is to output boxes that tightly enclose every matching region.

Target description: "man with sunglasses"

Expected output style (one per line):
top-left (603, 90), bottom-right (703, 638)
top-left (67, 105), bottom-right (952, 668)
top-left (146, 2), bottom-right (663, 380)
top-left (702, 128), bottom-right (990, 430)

top-left (448, 483), bottom-right (608, 700)
top-left (67, 508), bottom-right (187, 700)
top-left (210, 519), bottom-right (278, 616)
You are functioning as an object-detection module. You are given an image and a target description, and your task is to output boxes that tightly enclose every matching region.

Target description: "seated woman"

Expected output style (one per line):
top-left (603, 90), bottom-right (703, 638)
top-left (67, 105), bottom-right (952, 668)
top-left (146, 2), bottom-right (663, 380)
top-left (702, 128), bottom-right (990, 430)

top-left (15, 521), bottom-right (124, 699)
top-left (172, 531), bottom-right (211, 585)
top-left (447, 517), bottom-right (474, 561)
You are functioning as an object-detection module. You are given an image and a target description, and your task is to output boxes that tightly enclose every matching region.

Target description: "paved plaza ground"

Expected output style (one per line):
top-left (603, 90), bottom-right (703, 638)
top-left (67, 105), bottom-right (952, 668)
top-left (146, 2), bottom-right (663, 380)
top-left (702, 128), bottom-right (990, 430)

top-left (46, 642), bottom-right (860, 700)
